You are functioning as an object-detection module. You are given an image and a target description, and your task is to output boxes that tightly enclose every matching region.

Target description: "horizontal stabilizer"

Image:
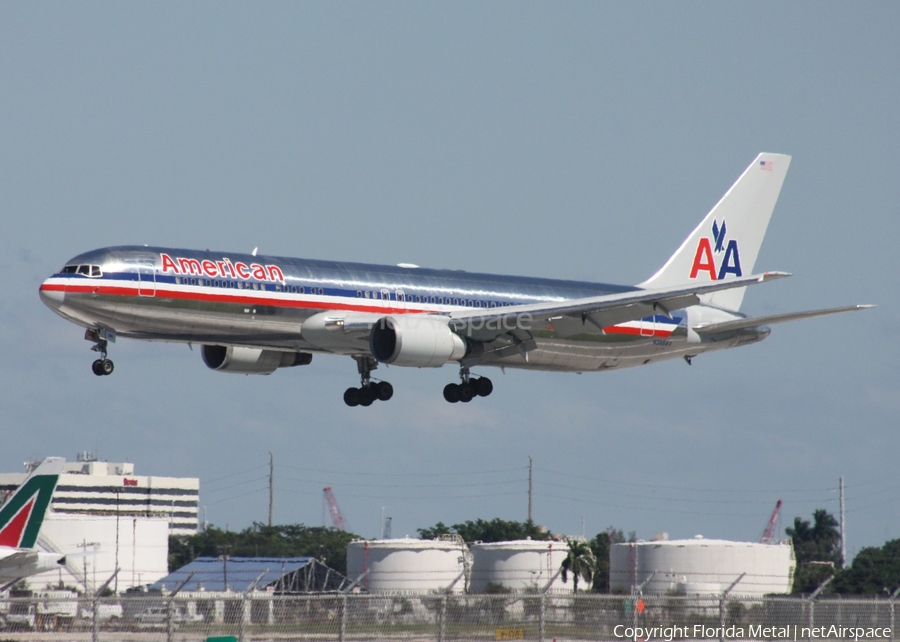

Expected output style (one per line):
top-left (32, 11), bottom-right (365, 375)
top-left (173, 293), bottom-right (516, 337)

top-left (693, 305), bottom-right (874, 335)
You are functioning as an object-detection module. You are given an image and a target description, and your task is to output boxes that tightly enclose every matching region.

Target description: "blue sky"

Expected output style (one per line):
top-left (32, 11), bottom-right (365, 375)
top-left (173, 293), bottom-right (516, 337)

top-left (2, 3), bottom-right (897, 559)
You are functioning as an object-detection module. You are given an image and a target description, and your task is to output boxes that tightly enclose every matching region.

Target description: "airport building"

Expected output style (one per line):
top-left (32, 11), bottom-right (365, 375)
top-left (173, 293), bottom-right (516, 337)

top-left (0, 452), bottom-right (199, 536)
top-left (0, 453), bottom-right (199, 593)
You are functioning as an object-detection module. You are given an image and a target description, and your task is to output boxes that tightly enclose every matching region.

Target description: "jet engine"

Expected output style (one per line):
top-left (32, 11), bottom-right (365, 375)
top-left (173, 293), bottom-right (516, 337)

top-left (201, 345), bottom-right (312, 375)
top-left (370, 315), bottom-right (467, 368)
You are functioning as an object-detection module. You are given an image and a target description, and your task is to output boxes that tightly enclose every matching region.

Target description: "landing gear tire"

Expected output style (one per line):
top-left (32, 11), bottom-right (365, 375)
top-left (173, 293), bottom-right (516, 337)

top-left (443, 383), bottom-right (460, 403)
top-left (375, 381), bottom-right (394, 401)
top-left (359, 386), bottom-right (376, 406)
top-left (343, 387), bottom-right (361, 407)
top-left (346, 356), bottom-right (393, 407)
top-left (444, 367), bottom-right (494, 403)
top-left (474, 377), bottom-right (493, 397)
top-left (92, 359), bottom-right (114, 376)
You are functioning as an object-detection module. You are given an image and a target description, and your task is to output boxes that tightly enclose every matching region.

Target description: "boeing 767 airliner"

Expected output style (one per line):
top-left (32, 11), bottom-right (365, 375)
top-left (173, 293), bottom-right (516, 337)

top-left (40, 153), bottom-right (870, 406)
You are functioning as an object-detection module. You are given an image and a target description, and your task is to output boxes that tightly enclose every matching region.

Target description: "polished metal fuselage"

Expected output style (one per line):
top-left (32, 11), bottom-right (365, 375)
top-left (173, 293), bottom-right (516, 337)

top-left (40, 246), bottom-right (766, 373)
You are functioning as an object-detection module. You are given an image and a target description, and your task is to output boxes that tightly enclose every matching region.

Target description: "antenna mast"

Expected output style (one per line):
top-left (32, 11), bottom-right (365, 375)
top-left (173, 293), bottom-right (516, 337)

top-left (268, 452), bottom-right (274, 527)
top-left (528, 456), bottom-right (533, 523)
top-left (840, 476), bottom-right (846, 565)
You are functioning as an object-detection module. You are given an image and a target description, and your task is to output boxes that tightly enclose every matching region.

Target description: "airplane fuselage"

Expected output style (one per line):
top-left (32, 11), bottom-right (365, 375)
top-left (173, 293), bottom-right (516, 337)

top-left (40, 245), bottom-right (764, 374)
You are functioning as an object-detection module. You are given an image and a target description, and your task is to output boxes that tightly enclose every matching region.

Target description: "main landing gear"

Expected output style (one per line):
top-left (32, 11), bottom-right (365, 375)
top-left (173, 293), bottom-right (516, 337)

top-left (344, 356), bottom-right (393, 407)
top-left (443, 367), bottom-right (493, 403)
top-left (86, 329), bottom-right (114, 376)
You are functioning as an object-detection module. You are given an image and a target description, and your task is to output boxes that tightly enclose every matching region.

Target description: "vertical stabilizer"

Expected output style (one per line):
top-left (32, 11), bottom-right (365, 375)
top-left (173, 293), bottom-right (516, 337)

top-left (0, 457), bottom-right (64, 549)
top-left (640, 153), bottom-right (791, 311)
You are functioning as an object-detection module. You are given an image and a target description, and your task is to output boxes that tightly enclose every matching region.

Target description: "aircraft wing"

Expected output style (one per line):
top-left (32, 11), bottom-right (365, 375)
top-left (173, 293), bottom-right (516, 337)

top-left (447, 271), bottom-right (791, 343)
top-left (0, 550), bottom-right (38, 572)
top-left (692, 304), bottom-right (875, 336)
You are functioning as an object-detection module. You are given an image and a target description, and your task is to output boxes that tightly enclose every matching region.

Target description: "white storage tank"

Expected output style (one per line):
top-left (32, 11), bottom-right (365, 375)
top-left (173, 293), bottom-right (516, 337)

top-left (609, 537), bottom-right (795, 597)
top-left (347, 538), bottom-right (469, 593)
top-left (469, 540), bottom-right (585, 593)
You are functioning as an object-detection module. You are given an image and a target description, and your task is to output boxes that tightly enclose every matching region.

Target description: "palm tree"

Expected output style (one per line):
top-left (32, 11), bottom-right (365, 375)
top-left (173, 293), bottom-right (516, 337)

top-left (560, 538), bottom-right (596, 593)
top-left (786, 509), bottom-right (842, 594)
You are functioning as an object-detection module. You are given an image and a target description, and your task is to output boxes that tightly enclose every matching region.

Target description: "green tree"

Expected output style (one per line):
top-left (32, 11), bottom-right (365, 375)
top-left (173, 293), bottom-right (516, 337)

top-left (417, 518), bottom-right (553, 543)
top-left (589, 531), bottom-right (612, 592)
top-left (786, 509), bottom-right (842, 594)
top-left (833, 539), bottom-right (900, 595)
top-left (169, 523), bottom-right (358, 575)
top-left (588, 527), bottom-right (636, 592)
top-left (560, 538), bottom-right (595, 594)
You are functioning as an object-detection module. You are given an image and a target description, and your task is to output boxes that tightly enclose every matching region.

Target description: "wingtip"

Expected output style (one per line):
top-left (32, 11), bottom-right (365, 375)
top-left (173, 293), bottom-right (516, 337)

top-left (759, 271), bottom-right (792, 282)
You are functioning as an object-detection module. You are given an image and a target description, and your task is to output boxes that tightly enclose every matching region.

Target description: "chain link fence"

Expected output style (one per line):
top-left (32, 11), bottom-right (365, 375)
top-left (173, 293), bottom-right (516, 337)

top-left (0, 592), bottom-right (896, 641)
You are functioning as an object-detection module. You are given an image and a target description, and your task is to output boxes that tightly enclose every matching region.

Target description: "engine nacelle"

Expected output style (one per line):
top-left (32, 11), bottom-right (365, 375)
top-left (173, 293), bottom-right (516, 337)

top-left (201, 345), bottom-right (312, 375)
top-left (370, 315), bottom-right (467, 368)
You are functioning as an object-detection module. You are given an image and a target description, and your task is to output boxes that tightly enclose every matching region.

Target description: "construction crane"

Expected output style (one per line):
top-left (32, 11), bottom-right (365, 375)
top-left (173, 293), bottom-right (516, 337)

top-left (760, 499), bottom-right (782, 544)
top-left (323, 487), bottom-right (347, 531)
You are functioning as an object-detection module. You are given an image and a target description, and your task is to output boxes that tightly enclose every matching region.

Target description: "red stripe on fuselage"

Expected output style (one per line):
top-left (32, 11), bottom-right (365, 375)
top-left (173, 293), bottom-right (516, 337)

top-left (40, 282), bottom-right (432, 316)
top-left (602, 325), bottom-right (675, 338)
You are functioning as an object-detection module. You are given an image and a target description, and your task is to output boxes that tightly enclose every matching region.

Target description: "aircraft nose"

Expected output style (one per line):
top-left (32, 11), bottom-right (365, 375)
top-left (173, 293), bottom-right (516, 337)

top-left (39, 281), bottom-right (65, 310)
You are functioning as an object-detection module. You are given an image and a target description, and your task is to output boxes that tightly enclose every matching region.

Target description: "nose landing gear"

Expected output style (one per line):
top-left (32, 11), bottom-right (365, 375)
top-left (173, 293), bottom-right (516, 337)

top-left (344, 356), bottom-right (393, 407)
top-left (86, 328), bottom-right (115, 376)
top-left (443, 367), bottom-right (493, 403)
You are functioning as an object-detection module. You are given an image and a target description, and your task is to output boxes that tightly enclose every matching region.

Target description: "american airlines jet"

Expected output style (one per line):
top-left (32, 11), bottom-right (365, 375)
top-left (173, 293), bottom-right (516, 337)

top-left (40, 154), bottom-right (869, 406)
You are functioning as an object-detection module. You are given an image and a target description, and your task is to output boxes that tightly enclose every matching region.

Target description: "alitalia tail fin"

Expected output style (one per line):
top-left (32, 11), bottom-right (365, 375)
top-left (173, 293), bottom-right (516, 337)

top-left (0, 457), bottom-right (64, 549)
top-left (640, 153), bottom-right (791, 312)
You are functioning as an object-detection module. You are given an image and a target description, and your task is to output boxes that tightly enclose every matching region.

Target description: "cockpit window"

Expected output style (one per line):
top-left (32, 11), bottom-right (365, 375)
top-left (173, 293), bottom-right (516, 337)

top-left (61, 264), bottom-right (103, 277)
